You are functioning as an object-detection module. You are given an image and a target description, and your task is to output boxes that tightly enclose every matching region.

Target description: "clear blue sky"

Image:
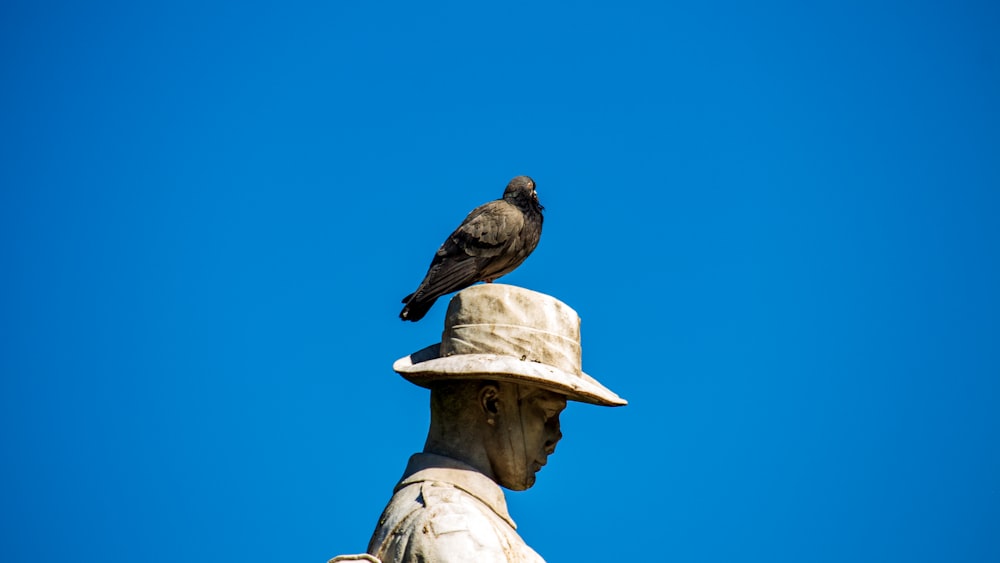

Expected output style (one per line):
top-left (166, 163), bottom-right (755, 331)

top-left (2, 1), bottom-right (998, 562)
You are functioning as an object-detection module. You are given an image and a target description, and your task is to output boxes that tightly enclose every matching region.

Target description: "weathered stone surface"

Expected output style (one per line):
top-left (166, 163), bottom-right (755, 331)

top-left (367, 453), bottom-right (545, 563)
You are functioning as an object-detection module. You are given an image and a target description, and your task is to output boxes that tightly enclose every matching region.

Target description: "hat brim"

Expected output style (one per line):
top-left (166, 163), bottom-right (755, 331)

top-left (393, 344), bottom-right (627, 407)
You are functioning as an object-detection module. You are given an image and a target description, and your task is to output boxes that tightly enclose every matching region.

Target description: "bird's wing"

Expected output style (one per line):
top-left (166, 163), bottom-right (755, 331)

top-left (449, 200), bottom-right (525, 258)
top-left (405, 201), bottom-right (523, 302)
top-left (411, 255), bottom-right (482, 301)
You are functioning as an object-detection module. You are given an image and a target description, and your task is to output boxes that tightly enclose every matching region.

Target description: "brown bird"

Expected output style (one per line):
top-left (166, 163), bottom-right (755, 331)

top-left (400, 176), bottom-right (544, 322)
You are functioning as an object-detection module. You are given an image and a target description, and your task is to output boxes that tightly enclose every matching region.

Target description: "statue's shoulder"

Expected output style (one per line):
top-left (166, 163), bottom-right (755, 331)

top-left (385, 479), bottom-right (496, 535)
top-left (370, 480), bottom-right (508, 562)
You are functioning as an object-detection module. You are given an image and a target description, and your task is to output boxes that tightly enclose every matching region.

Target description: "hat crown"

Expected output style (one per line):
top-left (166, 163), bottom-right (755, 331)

top-left (440, 285), bottom-right (582, 376)
top-left (393, 284), bottom-right (626, 406)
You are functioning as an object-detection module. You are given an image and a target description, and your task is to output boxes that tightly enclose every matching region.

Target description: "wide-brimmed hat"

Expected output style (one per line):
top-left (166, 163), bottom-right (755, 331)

top-left (393, 284), bottom-right (626, 406)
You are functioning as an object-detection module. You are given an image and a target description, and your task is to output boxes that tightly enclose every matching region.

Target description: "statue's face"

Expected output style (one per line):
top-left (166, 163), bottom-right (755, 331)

top-left (487, 384), bottom-right (566, 491)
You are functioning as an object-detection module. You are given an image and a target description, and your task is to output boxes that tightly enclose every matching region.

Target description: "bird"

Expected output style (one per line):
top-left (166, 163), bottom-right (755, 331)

top-left (400, 175), bottom-right (544, 322)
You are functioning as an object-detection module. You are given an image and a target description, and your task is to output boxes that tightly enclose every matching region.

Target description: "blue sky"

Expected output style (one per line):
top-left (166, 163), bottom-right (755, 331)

top-left (1, 1), bottom-right (998, 562)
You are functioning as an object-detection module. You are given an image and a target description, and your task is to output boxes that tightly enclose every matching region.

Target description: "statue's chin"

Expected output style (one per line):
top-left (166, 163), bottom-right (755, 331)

top-left (501, 471), bottom-right (536, 492)
top-left (497, 471), bottom-right (535, 491)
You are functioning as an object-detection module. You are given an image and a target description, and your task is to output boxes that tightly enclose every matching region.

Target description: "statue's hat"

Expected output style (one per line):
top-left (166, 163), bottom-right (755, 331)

top-left (393, 284), bottom-right (627, 406)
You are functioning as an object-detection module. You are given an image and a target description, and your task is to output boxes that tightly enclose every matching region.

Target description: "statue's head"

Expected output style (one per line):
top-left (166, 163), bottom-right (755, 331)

top-left (395, 284), bottom-right (626, 489)
top-left (428, 379), bottom-right (565, 490)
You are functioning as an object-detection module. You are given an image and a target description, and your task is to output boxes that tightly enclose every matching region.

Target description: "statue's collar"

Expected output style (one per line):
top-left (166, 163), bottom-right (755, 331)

top-left (395, 452), bottom-right (516, 529)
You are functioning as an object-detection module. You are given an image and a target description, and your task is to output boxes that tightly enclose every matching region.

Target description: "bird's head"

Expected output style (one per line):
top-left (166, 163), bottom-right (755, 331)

top-left (504, 175), bottom-right (543, 210)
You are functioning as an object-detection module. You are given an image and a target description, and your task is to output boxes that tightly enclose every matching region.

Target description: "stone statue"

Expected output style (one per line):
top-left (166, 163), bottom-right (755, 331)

top-left (331, 284), bottom-right (626, 563)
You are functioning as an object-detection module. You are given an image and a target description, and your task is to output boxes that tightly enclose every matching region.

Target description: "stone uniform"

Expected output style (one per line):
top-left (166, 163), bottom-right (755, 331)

top-left (367, 453), bottom-right (545, 563)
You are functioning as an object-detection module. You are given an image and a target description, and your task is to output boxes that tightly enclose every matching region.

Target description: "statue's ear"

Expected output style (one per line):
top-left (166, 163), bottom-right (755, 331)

top-left (479, 384), bottom-right (500, 425)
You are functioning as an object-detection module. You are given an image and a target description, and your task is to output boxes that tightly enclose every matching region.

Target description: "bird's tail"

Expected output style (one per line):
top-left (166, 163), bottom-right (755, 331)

top-left (400, 293), bottom-right (437, 322)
